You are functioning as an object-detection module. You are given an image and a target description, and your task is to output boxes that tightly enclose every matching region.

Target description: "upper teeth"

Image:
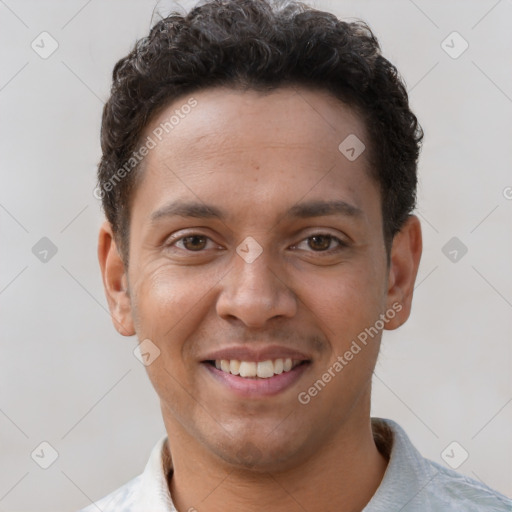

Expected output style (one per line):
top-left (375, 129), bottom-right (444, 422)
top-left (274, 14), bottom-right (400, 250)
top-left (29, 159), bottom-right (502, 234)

top-left (214, 358), bottom-right (300, 378)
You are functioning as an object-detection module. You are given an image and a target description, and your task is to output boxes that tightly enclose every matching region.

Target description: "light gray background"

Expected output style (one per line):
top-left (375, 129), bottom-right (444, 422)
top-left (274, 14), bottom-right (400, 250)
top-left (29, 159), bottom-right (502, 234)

top-left (1, 0), bottom-right (511, 510)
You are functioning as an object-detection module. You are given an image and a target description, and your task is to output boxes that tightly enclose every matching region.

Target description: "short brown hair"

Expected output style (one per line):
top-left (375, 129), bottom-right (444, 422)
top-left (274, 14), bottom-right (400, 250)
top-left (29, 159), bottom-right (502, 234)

top-left (98, 0), bottom-right (423, 263)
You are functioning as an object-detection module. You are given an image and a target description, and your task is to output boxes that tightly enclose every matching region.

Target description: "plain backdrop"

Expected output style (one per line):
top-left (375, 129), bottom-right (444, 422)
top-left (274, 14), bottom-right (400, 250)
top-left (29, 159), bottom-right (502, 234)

top-left (1, 0), bottom-right (511, 510)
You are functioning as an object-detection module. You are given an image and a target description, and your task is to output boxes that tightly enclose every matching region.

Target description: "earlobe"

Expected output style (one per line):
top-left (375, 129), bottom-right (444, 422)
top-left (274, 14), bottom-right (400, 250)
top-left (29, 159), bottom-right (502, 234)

top-left (385, 215), bottom-right (422, 330)
top-left (97, 221), bottom-right (136, 337)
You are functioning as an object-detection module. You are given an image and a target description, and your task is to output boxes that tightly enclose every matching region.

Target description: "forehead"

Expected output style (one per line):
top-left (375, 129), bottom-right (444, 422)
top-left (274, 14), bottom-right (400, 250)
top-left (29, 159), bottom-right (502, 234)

top-left (145, 86), bottom-right (369, 169)
top-left (132, 86), bottom-right (378, 224)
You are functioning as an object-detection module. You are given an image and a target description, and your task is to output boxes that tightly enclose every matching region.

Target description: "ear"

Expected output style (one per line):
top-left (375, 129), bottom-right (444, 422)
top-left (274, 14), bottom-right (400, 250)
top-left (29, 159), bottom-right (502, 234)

top-left (97, 221), bottom-right (135, 336)
top-left (384, 215), bottom-right (422, 330)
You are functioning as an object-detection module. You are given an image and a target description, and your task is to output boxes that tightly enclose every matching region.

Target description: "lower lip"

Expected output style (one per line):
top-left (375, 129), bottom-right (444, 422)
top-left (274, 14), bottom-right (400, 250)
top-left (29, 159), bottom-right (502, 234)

top-left (203, 362), bottom-right (310, 398)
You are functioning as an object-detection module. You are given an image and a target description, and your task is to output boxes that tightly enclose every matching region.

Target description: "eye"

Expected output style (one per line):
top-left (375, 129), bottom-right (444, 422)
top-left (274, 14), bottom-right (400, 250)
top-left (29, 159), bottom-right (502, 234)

top-left (170, 234), bottom-right (215, 252)
top-left (293, 234), bottom-right (346, 253)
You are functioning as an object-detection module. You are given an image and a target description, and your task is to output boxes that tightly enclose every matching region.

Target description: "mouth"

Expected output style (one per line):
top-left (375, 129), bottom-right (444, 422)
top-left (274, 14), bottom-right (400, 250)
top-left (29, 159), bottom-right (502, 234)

top-left (202, 358), bottom-right (311, 397)
top-left (205, 358), bottom-right (306, 378)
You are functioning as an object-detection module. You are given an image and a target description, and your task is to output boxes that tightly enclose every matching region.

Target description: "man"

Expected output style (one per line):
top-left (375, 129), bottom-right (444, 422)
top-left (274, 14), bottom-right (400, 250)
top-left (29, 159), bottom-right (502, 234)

top-left (82, 0), bottom-right (511, 510)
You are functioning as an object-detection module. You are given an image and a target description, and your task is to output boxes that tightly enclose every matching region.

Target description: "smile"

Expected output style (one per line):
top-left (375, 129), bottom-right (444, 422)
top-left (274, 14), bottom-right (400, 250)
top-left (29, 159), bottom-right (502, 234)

top-left (203, 358), bottom-right (311, 397)
top-left (210, 358), bottom-right (303, 378)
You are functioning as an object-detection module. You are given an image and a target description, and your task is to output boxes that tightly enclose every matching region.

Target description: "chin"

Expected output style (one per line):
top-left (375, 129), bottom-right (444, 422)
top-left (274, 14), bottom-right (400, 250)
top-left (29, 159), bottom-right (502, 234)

top-left (211, 431), bottom-right (311, 473)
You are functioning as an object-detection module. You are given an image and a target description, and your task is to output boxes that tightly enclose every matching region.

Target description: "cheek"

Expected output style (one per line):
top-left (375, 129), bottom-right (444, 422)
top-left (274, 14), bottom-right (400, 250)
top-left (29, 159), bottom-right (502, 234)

top-left (129, 267), bottom-right (209, 410)
top-left (297, 260), bottom-right (386, 339)
top-left (130, 264), bottom-right (213, 356)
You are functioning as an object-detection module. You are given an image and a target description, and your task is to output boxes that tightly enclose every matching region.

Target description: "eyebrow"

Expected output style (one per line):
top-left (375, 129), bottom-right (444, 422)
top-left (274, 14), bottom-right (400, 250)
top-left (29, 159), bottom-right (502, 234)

top-left (150, 199), bottom-right (362, 223)
top-left (150, 201), bottom-right (225, 222)
top-left (286, 199), bottom-right (362, 219)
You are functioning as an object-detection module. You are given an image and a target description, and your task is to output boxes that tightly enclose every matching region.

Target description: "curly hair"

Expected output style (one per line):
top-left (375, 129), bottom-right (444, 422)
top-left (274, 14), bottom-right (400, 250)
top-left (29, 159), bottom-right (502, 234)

top-left (98, 0), bottom-right (423, 264)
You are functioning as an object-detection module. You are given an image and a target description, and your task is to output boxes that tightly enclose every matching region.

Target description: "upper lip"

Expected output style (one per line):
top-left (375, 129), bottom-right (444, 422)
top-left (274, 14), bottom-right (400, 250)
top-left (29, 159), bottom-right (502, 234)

top-left (201, 345), bottom-right (311, 363)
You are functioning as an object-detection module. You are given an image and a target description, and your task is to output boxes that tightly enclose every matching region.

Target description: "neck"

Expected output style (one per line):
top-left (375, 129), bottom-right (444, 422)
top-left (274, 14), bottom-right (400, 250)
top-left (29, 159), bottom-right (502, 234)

top-left (164, 408), bottom-right (389, 512)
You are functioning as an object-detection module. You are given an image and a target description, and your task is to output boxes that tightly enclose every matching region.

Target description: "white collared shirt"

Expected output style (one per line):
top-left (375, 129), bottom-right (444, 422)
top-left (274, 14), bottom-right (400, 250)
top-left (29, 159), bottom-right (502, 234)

top-left (77, 418), bottom-right (511, 511)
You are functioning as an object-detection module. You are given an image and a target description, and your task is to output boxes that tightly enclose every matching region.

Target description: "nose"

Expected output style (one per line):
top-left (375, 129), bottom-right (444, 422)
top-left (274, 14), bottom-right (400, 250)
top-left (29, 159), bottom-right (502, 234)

top-left (216, 250), bottom-right (298, 328)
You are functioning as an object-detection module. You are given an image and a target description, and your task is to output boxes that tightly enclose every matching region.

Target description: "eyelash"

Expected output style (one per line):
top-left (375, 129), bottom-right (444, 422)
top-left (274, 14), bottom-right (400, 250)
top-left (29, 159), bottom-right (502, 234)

top-left (292, 234), bottom-right (347, 253)
top-left (167, 232), bottom-right (347, 254)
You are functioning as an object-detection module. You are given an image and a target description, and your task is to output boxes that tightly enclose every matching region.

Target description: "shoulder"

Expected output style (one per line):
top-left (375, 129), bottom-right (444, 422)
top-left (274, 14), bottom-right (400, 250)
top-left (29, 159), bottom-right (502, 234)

top-left (368, 418), bottom-right (512, 511)
top-left (76, 475), bottom-right (141, 512)
top-left (423, 458), bottom-right (512, 511)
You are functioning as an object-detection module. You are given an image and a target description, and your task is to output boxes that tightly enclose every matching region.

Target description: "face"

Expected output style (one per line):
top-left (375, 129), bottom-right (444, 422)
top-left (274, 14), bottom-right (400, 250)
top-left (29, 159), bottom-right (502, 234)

top-left (99, 86), bottom-right (421, 472)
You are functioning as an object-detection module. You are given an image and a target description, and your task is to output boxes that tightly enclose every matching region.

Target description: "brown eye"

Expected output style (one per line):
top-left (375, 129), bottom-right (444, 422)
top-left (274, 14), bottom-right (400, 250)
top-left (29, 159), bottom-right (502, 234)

top-left (307, 235), bottom-right (333, 251)
top-left (181, 235), bottom-right (208, 251)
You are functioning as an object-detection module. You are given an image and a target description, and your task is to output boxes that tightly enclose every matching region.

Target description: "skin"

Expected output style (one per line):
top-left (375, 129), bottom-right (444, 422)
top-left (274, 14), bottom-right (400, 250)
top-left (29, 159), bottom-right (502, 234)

top-left (98, 86), bottom-right (422, 512)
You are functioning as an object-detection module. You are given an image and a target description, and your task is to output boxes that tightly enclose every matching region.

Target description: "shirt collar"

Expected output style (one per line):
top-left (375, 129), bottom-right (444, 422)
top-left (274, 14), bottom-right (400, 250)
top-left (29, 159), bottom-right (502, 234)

top-left (133, 435), bottom-right (176, 511)
top-left (133, 418), bottom-right (429, 511)
top-left (363, 418), bottom-right (439, 511)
